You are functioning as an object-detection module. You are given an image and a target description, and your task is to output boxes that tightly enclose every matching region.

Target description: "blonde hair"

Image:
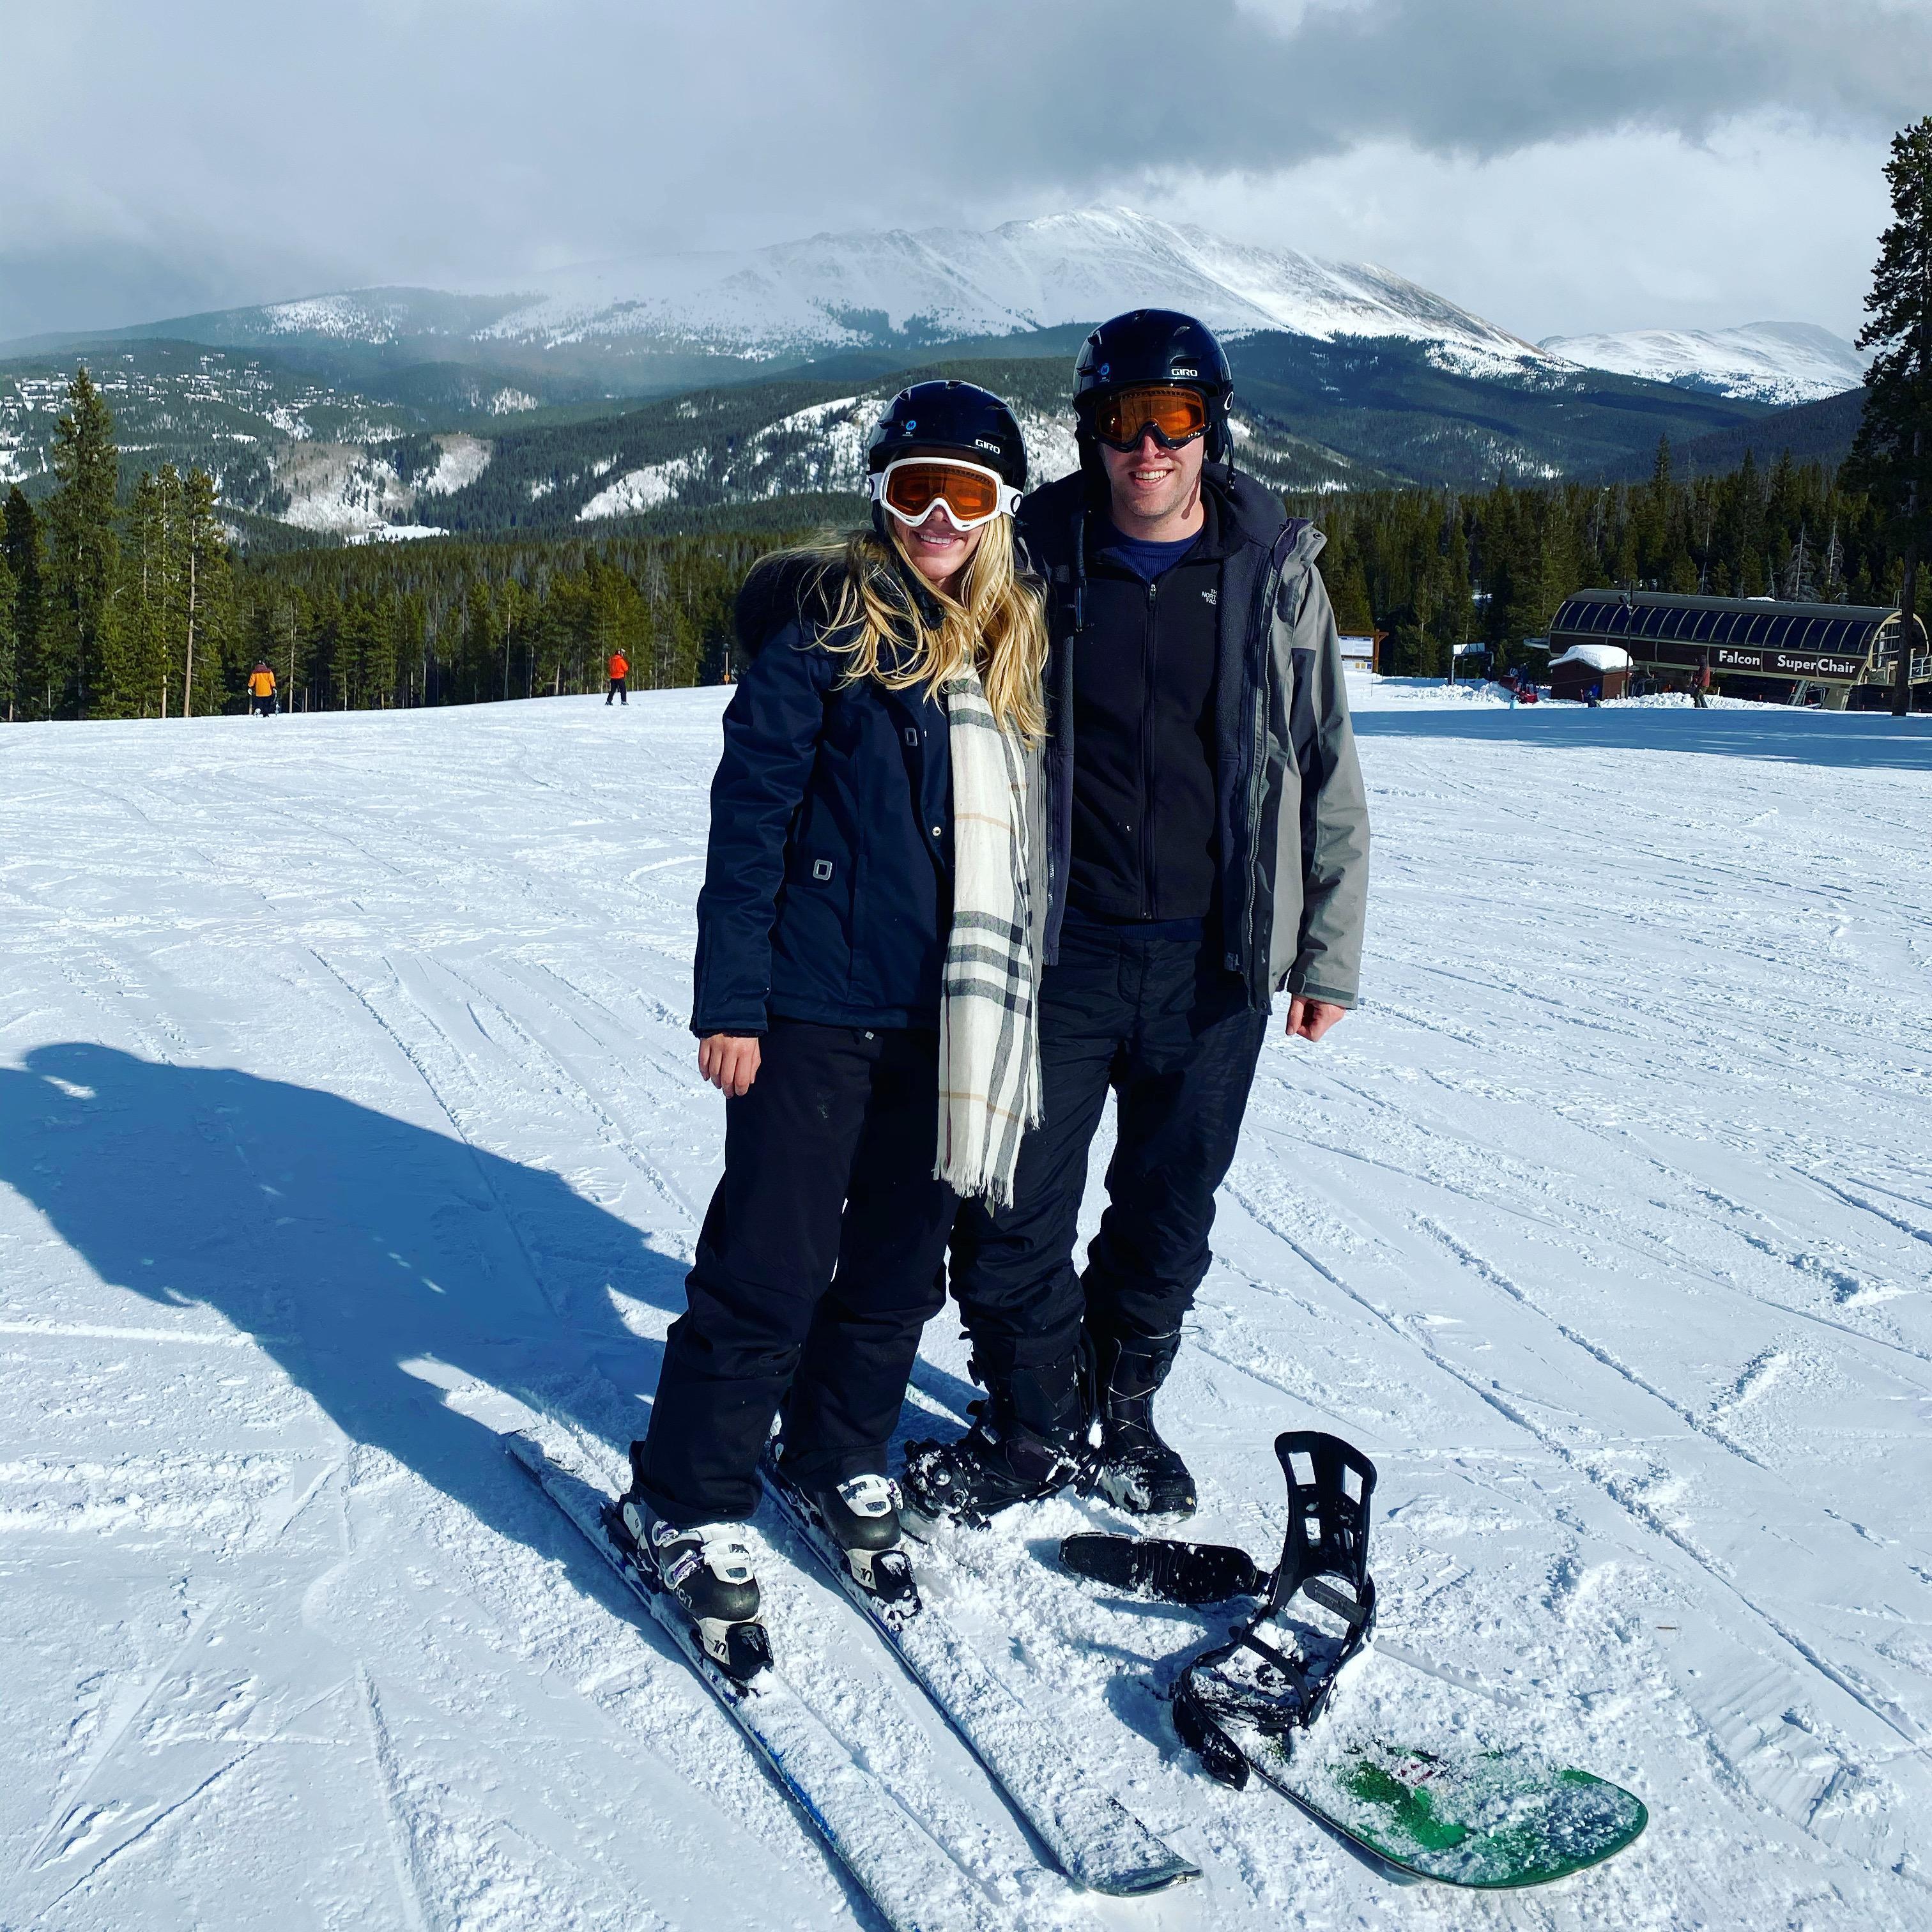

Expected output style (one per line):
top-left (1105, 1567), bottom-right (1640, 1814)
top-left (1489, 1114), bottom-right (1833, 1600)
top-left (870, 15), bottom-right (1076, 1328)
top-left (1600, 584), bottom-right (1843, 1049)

top-left (782, 515), bottom-right (1047, 742)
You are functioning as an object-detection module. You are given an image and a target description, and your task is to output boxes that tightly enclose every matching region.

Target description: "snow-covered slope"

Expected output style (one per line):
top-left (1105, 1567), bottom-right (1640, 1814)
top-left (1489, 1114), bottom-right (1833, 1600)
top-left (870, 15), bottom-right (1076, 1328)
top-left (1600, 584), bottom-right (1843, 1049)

top-left (574, 392), bottom-right (1081, 524)
top-left (1540, 321), bottom-right (1867, 404)
top-left (3, 687), bottom-right (1930, 1929)
top-left (486, 208), bottom-right (1554, 369)
top-left (275, 432), bottom-right (490, 539)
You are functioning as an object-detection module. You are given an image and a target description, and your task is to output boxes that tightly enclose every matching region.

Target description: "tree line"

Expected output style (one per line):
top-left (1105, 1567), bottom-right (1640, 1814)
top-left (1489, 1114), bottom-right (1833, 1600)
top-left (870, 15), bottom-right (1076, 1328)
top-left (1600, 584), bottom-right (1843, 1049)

top-left (0, 369), bottom-right (802, 721)
top-left (231, 530), bottom-right (788, 714)
top-left (1305, 439), bottom-right (1899, 678)
top-left (2, 342), bottom-right (1926, 719)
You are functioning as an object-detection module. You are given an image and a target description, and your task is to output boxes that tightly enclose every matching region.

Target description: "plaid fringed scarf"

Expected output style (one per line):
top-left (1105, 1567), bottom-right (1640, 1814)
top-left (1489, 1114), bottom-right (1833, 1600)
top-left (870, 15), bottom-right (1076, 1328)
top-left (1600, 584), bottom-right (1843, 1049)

top-left (936, 670), bottom-right (1041, 1207)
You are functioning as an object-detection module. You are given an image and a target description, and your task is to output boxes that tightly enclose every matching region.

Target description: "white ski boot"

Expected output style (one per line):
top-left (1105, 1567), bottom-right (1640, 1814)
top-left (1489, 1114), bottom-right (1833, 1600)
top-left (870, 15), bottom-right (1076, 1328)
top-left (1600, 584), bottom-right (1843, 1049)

top-left (619, 1493), bottom-right (769, 1682)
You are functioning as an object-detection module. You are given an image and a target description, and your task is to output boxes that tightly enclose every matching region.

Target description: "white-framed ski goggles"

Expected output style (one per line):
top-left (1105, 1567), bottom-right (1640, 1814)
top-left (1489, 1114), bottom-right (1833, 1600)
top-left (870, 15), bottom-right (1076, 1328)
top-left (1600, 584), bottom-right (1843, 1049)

top-left (866, 456), bottom-right (1022, 531)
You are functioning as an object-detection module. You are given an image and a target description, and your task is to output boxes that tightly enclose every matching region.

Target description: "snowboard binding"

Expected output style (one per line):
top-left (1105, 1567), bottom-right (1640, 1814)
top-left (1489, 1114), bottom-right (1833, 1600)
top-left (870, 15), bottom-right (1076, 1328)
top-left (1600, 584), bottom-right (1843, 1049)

top-left (1062, 1430), bottom-right (1377, 1790)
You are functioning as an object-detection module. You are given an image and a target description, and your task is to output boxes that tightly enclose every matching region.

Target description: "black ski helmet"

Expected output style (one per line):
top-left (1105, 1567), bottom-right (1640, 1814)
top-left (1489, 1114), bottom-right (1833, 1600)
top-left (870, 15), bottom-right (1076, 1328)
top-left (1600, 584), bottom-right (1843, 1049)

top-left (1073, 309), bottom-right (1234, 464)
top-left (864, 380), bottom-right (1029, 491)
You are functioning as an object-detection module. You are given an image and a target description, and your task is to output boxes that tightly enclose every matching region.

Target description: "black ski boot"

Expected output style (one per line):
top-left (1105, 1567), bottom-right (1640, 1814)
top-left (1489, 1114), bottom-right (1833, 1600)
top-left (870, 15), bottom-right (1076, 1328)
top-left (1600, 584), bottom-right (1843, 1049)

top-left (795, 1471), bottom-right (919, 1606)
top-left (619, 1450), bottom-right (769, 1682)
top-left (900, 1361), bottom-right (1085, 1530)
top-left (1084, 1328), bottom-right (1197, 1519)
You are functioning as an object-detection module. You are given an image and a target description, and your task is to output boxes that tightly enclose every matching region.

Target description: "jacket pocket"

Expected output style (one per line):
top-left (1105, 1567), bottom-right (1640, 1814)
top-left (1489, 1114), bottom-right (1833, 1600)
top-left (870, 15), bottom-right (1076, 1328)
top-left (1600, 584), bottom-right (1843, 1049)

top-left (774, 830), bottom-right (856, 1008)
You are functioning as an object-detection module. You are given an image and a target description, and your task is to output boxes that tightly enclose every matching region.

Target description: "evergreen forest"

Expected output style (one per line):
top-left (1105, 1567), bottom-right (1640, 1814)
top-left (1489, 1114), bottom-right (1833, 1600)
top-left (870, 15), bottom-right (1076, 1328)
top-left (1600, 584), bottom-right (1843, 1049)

top-left (0, 368), bottom-right (1912, 720)
top-left (1308, 438), bottom-right (1899, 678)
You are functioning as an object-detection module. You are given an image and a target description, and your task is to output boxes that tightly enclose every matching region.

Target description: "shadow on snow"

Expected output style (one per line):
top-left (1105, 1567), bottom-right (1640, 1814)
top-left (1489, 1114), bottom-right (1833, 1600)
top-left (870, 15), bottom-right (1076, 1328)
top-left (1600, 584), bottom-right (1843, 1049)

top-left (1352, 700), bottom-right (1932, 773)
top-left (0, 1041), bottom-right (985, 1558)
top-left (0, 1041), bottom-right (698, 1559)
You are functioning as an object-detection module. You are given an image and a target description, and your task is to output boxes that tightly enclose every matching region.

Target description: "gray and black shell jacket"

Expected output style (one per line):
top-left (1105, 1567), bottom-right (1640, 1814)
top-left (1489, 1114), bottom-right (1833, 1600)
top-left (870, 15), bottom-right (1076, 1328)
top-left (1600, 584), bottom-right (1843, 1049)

top-left (1018, 464), bottom-right (1369, 1010)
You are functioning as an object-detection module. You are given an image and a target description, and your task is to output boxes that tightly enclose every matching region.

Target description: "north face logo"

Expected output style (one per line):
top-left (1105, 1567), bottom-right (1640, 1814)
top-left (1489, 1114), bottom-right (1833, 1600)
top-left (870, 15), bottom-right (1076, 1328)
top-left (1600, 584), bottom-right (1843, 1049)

top-left (1202, 586), bottom-right (1218, 606)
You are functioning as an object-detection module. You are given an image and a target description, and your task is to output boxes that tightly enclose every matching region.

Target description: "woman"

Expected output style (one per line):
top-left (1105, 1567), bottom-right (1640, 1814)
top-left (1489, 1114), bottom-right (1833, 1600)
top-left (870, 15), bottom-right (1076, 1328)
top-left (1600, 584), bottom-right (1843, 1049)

top-left (620, 381), bottom-right (1048, 1676)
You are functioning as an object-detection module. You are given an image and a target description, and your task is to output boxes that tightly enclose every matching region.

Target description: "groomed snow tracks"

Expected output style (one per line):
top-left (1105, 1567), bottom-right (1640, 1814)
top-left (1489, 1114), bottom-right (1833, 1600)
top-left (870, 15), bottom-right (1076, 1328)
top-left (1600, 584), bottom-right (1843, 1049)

top-left (507, 1433), bottom-right (1006, 1932)
top-left (762, 1467), bottom-right (1199, 1898)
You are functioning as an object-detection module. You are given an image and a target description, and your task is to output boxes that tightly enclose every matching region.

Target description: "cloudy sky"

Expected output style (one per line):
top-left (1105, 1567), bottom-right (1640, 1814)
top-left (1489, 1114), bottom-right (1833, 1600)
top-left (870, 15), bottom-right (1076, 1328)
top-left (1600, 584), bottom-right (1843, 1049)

top-left (1, 0), bottom-right (1924, 346)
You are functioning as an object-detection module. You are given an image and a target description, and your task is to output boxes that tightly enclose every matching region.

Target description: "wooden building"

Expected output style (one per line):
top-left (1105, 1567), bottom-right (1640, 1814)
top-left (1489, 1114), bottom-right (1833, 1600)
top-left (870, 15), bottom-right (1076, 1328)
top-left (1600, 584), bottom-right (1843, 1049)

top-left (1548, 643), bottom-right (1631, 702)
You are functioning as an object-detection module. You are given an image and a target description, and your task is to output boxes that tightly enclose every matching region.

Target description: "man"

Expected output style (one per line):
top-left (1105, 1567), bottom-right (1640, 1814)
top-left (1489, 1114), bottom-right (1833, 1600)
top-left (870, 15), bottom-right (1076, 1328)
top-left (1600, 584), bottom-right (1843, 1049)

top-left (607, 650), bottom-right (629, 705)
top-left (247, 663), bottom-right (278, 716)
top-left (902, 310), bottom-right (1369, 1526)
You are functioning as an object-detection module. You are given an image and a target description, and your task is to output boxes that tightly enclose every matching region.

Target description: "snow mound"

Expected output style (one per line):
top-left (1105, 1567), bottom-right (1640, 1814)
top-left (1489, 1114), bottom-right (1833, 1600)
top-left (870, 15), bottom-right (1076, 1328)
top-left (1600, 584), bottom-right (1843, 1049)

top-left (1550, 645), bottom-right (1632, 672)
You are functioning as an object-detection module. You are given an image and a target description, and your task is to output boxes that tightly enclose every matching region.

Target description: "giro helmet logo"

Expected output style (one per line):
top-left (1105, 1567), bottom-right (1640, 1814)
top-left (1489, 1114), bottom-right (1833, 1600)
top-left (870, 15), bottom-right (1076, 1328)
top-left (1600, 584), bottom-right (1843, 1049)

top-left (974, 438), bottom-right (1000, 454)
top-left (1174, 366), bottom-right (1199, 378)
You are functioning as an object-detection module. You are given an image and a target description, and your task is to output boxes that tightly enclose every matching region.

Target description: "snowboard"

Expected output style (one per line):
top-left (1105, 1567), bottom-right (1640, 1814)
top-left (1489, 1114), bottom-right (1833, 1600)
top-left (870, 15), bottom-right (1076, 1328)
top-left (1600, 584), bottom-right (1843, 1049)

top-left (1184, 1639), bottom-right (1648, 1888)
top-left (1063, 1429), bottom-right (1648, 1890)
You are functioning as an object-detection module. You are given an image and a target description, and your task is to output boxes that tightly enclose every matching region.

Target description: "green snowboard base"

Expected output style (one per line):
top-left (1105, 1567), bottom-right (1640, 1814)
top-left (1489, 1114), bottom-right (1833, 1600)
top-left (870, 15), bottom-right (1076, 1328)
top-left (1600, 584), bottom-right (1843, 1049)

top-left (1226, 1724), bottom-right (1648, 1888)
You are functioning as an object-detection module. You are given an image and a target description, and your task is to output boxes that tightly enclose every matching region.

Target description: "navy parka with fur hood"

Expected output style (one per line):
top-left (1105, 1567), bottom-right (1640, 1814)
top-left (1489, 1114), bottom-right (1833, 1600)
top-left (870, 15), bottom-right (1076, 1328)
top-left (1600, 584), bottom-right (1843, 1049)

top-left (690, 555), bottom-right (955, 1038)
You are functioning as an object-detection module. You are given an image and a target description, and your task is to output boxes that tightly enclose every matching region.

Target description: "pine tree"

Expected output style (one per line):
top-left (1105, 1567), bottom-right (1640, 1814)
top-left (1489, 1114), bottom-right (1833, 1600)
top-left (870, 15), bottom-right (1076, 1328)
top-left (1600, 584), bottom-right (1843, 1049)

top-left (181, 466), bottom-right (233, 716)
top-left (0, 548), bottom-right (16, 722)
top-left (126, 467), bottom-right (186, 717)
top-left (1851, 116), bottom-right (1932, 714)
top-left (4, 485), bottom-right (47, 719)
top-left (45, 368), bottom-right (121, 718)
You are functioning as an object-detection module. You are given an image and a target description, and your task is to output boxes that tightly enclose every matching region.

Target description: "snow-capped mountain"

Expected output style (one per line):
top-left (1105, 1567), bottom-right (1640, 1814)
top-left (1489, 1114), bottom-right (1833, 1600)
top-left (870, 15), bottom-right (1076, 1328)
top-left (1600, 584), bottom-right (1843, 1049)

top-left (123, 210), bottom-right (1554, 377)
top-left (468, 208), bottom-right (1555, 372)
top-left (8, 210), bottom-right (1841, 532)
top-left (1537, 322), bottom-right (1866, 406)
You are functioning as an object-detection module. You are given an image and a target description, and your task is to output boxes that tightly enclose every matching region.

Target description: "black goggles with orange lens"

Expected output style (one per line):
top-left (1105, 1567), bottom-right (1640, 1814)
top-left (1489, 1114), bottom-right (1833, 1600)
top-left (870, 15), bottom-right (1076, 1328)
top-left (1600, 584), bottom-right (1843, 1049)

top-left (866, 456), bottom-right (1021, 530)
top-left (1088, 383), bottom-right (1213, 451)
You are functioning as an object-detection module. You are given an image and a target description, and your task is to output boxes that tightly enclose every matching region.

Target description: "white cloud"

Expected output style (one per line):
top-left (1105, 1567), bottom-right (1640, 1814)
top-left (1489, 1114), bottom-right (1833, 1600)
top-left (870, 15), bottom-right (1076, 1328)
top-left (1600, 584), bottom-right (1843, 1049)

top-left (0, 1), bottom-right (1919, 343)
top-left (1143, 117), bottom-right (1890, 341)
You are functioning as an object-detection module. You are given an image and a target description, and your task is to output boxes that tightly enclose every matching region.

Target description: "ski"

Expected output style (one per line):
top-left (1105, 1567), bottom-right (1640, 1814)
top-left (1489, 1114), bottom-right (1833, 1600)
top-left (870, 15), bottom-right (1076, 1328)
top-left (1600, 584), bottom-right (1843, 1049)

top-left (761, 1453), bottom-right (1199, 1897)
top-left (505, 1434), bottom-right (1004, 1932)
top-left (1060, 1430), bottom-right (1648, 1889)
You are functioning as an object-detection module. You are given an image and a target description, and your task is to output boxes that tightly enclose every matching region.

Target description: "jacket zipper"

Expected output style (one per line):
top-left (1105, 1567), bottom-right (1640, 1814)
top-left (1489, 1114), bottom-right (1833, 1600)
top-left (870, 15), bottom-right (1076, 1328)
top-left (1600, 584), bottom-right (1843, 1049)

top-left (1142, 578), bottom-right (1158, 920)
top-left (1243, 549), bottom-right (1287, 1004)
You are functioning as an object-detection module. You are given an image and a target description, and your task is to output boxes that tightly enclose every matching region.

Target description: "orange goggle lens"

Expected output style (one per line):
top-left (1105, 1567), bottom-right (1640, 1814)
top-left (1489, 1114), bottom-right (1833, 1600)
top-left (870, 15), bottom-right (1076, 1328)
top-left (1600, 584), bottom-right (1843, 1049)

top-left (880, 461), bottom-right (1004, 525)
top-left (1091, 384), bottom-right (1210, 449)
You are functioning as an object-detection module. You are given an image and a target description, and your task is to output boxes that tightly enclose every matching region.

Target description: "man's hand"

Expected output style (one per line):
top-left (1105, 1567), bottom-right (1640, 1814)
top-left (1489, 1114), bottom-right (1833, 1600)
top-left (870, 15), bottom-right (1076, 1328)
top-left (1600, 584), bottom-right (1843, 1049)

top-left (1286, 997), bottom-right (1347, 1044)
top-left (699, 1034), bottom-right (763, 1096)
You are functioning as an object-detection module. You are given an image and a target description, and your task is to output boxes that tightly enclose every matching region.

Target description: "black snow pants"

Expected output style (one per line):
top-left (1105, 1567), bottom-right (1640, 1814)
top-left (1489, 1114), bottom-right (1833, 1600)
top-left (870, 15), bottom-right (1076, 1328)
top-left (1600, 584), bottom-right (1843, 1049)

top-left (949, 917), bottom-right (1269, 1416)
top-left (606, 677), bottom-right (627, 705)
top-left (634, 1020), bottom-right (954, 1524)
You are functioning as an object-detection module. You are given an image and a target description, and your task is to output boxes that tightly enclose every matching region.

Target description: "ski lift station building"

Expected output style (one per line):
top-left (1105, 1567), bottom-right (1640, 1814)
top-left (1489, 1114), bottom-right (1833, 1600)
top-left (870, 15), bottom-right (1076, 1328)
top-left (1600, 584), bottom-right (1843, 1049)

top-left (1545, 590), bottom-right (1930, 707)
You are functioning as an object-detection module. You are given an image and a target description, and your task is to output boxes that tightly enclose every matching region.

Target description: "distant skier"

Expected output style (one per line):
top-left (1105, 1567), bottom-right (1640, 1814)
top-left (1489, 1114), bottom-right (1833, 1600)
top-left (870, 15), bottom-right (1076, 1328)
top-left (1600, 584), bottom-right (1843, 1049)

top-left (247, 663), bottom-right (278, 716)
top-left (606, 651), bottom-right (629, 705)
top-left (618, 382), bottom-right (1048, 1669)
top-left (901, 312), bottom-right (1369, 1530)
top-left (1692, 662), bottom-right (1710, 708)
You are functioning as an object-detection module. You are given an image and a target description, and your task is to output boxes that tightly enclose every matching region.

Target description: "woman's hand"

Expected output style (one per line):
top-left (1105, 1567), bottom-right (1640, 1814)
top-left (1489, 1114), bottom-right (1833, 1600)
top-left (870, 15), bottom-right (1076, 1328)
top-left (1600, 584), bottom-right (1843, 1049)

top-left (699, 1034), bottom-right (763, 1096)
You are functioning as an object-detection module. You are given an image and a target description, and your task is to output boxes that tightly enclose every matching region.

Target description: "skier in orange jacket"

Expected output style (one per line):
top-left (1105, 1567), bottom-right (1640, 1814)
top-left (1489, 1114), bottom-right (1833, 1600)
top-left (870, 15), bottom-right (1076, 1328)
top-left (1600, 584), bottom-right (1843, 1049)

top-left (247, 664), bottom-right (279, 717)
top-left (607, 652), bottom-right (629, 707)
